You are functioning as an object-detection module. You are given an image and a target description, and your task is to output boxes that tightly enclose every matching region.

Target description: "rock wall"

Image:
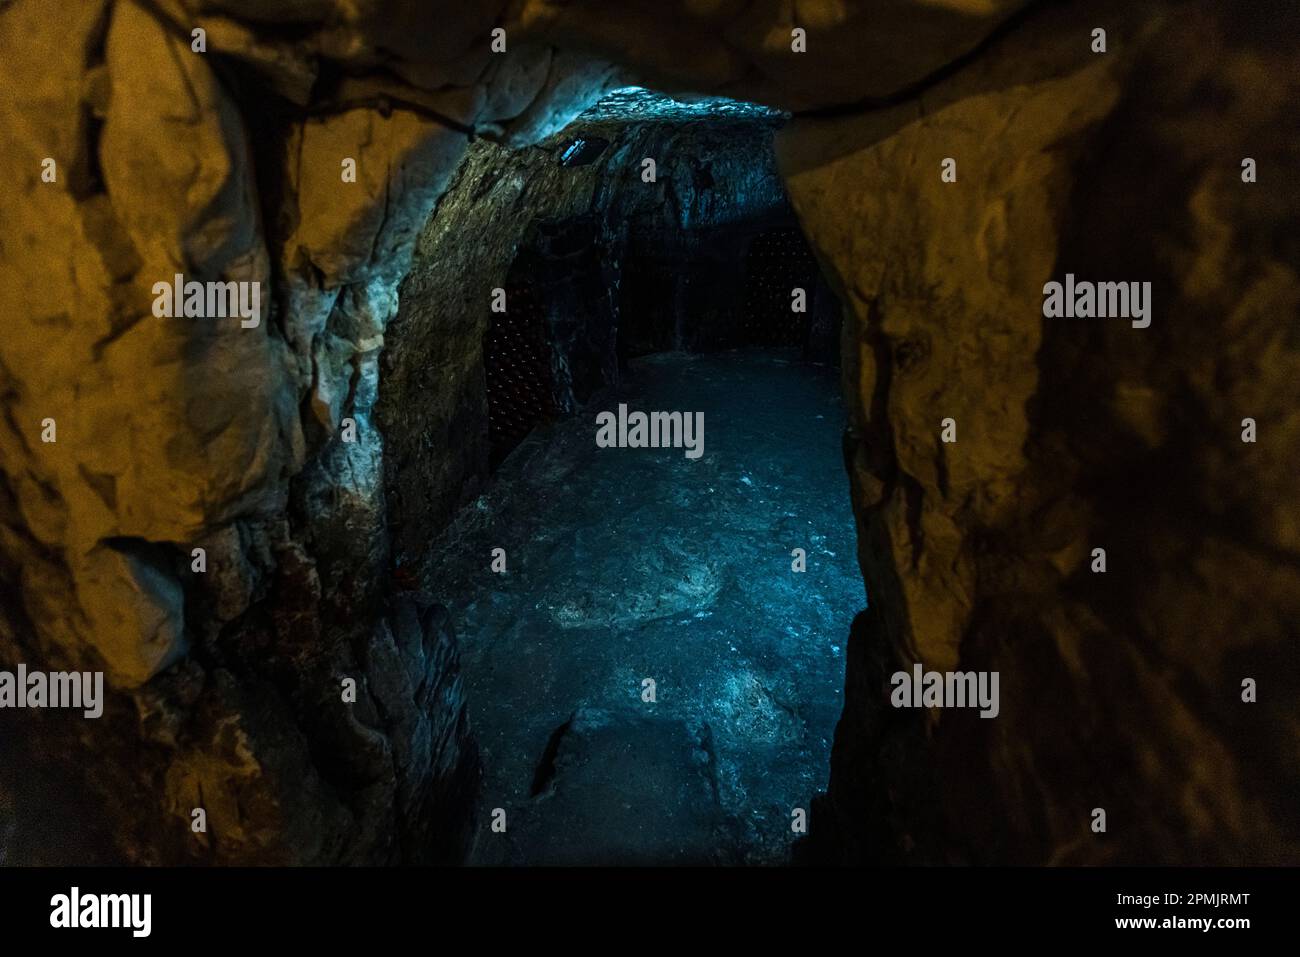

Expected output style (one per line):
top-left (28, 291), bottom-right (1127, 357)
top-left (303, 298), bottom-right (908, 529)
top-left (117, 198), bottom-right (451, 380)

top-left (783, 0), bottom-right (1300, 864)
top-left (0, 0), bottom-right (504, 863)
top-left (1, 0), bottom-right (1295, 864)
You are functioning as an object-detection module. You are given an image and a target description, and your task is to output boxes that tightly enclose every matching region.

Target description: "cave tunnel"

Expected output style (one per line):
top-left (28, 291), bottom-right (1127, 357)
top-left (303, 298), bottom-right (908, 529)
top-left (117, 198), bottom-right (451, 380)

top-left (379, 88), bottom-right (859, 865)
top-left (2, 0), bottom-right (1296, 901)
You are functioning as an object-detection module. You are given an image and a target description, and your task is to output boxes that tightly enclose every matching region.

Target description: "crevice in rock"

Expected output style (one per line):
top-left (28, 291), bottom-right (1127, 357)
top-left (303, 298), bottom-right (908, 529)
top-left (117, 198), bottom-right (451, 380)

top-left (529, 713), bottom-right (573, 798)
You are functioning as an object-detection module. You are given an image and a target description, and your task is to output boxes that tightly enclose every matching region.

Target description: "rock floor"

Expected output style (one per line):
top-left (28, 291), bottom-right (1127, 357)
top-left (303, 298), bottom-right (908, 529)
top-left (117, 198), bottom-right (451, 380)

top-left (419, 350), bottom-right (864, 865)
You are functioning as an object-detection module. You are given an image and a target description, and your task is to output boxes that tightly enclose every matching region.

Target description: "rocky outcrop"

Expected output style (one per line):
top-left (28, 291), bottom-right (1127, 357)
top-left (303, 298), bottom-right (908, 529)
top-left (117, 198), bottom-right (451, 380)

top-left (784, 0), bottom-right (1300, 864)
top-left (0, 0), bottom-right (487, 863)
top-left (1, 0), bottom-right (1295, 865)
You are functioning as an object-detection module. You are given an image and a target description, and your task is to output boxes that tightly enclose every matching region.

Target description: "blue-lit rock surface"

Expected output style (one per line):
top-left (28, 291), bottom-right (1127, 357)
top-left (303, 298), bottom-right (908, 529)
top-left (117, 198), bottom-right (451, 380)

top-left (416, 350), bottom-right (863, 864)
top-left (379, 91), bottom-right (833, 569)
top-left (576, 86), bottom-right (788, 124)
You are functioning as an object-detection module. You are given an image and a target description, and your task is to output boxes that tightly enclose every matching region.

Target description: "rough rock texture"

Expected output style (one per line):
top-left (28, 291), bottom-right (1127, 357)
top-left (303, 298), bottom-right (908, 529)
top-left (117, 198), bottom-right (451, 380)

top-left (783, 1), bottom-right (1300, 864)
top-left (0, 0), bottom-right (485, 863)
top-left (1, 0), bottom-right (1296, 865)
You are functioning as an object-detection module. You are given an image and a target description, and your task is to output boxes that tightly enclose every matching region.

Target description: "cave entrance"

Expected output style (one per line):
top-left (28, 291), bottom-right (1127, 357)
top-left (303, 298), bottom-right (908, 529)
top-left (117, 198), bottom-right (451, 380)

top-left (382, 87), bottom-right (863, 865)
